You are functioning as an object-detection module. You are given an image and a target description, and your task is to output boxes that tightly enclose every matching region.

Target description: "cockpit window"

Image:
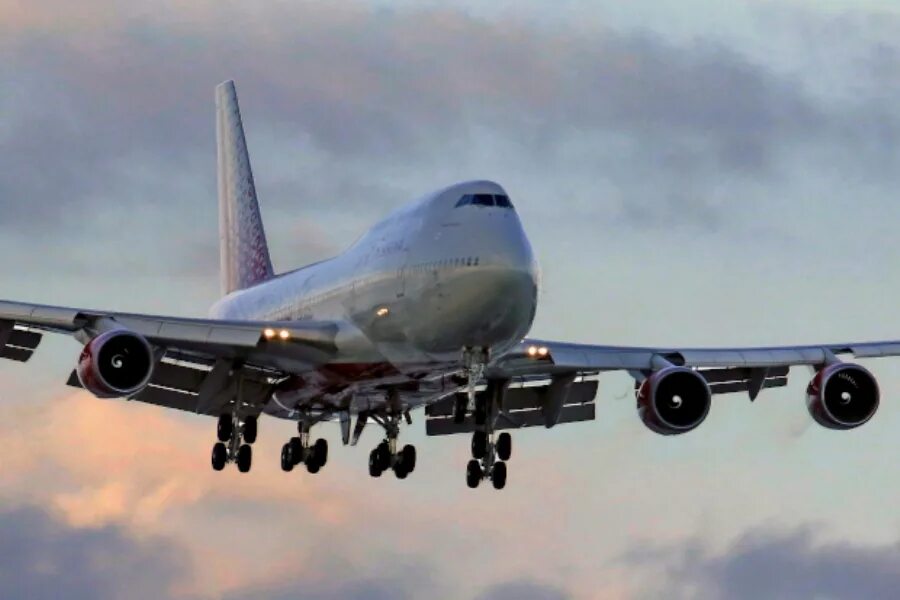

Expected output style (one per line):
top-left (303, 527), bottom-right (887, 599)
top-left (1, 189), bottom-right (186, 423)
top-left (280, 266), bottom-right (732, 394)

top-left (455, 193), bottom-right (514, 209)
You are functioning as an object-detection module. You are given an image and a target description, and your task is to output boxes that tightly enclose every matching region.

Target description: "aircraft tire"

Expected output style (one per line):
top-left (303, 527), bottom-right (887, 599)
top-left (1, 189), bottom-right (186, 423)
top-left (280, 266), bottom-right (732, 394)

top-left (243, 416), bottom-right (258, 444)
top-left (211, 442), bottom-right (227, 471)
top-left (496, 433), bottom-right (512, 461)
top-left (280, 443), bottom-right (294, 472)
top-left (369, 449), bottom-right (383, 477)
top-left (289, 437), bottom-right (304, 465)
top-left (466, 459), bottom-right (481, 489)
top-left (492, 461), bottom-right (507, 490)
top-left (377, 441), bottom-right (391, 471)
top-left (313, 438), bottom-right (328, 467)
top-left (401, 445), bottom-right (417, 473)
top-left (471, 432), bottom-right (488, 460)
top-left (236, 444), bottom-right (252, 473)
top-left (217, 415), bottom-right (233, 442)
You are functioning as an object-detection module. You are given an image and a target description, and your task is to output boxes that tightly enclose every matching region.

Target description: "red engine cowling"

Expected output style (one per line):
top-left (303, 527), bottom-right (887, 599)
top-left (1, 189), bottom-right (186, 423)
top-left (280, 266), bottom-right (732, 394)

top-left (807, 363), bottom-right (879, 430)
top-left (637, 366), bottom-right (711, 435)
top-left (76, 330), bottom-right (155, 398)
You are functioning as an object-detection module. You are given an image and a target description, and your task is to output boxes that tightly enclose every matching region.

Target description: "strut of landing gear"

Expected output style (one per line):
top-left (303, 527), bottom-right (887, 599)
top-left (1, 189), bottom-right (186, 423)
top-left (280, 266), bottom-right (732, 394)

top-left (211, 412), bottom-right (258, 473)
top-left (365, 411), bottom-right (417, 480)
top-left (280, 420), bottom-right (328, 474)
top-left (463, 376), bottom-right (513, 490)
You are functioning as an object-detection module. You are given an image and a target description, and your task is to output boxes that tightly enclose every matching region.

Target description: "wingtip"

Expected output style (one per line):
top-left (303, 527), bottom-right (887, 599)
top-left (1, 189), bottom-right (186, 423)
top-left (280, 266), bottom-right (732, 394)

top-left (215, 79), bottom-right (236, 94)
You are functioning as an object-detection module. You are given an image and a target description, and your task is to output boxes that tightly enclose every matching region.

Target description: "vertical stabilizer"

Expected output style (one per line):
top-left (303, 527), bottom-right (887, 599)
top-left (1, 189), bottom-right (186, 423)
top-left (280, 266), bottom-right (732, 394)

top-left (216, 80), bottom-right (275, 295)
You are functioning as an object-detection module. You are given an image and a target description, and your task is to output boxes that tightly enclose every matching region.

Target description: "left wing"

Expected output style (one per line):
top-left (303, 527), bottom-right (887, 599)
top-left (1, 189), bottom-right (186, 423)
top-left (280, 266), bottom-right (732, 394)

top-left (0, 299), bottom-right (339, 416)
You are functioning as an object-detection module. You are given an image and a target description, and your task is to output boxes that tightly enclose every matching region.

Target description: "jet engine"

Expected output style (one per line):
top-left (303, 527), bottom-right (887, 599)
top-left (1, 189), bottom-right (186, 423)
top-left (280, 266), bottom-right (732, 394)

top-left (637, 366), bottom-right (711, 435)
top-left (807, 363), bottom-right (879, 430)
top-left (76, 329), bottom-right (155, 398)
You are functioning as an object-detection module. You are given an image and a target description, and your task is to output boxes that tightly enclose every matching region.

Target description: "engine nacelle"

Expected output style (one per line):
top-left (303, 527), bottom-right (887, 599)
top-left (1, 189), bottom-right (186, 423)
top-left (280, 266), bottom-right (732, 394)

top-left (637, 366), bottom-right (711, 435)
top-left (76, 329), bottom-right (154, 398)
top-left (807, 363), bottom-right (879, 430)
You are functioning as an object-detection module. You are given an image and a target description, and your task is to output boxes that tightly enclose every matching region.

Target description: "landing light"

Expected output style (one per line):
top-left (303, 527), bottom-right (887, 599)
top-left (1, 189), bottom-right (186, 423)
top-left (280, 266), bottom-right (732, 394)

top-left (279, 329), bottom-right (291, 340)
top-left (527, 345), bottom-right (549, 358)
top-left (263, 328), bottom-right (276, 339)
top-left (376, 307), bottom-right (390, 317)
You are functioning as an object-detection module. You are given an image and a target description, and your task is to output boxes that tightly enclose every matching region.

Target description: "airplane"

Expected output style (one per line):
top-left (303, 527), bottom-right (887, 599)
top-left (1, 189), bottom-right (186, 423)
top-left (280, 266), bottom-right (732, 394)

top-left (0, 80), bottom-right (893, 490)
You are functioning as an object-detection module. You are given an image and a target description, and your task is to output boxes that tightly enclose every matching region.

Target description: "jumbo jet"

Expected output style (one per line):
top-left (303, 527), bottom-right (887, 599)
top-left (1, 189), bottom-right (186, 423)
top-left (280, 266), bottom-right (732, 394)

top-left (0, 81), bottom-right (891, 489)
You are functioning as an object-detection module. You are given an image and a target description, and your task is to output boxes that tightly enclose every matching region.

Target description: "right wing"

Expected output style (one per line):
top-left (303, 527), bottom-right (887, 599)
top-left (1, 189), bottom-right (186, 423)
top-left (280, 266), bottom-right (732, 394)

top-left (0, 299), bottom-right (339, 416)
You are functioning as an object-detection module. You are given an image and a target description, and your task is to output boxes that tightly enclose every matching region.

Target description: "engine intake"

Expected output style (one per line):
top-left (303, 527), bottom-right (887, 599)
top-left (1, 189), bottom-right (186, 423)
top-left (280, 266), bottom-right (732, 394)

top-left (638, 366), bottom-right (711, 435)
top-left (807, 363), bottom-right (879, 430)
top-left (77, 329), bottom-right (154, 398)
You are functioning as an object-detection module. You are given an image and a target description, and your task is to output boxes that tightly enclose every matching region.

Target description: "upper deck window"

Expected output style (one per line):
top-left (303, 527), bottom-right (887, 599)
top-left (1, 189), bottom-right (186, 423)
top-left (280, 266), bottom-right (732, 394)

top-left (455, 194), bottom-right (514, 209)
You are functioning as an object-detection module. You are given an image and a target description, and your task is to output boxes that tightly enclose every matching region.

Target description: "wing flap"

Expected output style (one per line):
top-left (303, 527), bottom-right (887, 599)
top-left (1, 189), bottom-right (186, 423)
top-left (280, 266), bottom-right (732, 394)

top-left (426, 403), bottom-right (595, 436)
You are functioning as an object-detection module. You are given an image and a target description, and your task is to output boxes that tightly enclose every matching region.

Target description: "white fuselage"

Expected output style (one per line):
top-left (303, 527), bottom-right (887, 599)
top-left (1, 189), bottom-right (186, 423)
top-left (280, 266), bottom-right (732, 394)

top-left (208, 180), bottom-right (539, 416)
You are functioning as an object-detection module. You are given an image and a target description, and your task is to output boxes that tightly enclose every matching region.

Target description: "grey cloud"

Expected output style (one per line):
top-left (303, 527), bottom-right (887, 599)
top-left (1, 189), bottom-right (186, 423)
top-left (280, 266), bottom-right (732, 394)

top-left (475, 580), bottom-right (571, 600)
top-left (3, 1), bottom-right (894, 242)
top-left (0, 504), bottom-right (192, 600)
top-left (631, 527), bottom-right (900, 600)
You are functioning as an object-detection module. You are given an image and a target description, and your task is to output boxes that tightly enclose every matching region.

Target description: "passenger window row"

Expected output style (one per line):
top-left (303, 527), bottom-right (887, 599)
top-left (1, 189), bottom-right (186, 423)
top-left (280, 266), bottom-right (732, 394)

top-left (408, 257), bottom-right (481, 271)
top-left (455, 194), bottom-right (513, 208)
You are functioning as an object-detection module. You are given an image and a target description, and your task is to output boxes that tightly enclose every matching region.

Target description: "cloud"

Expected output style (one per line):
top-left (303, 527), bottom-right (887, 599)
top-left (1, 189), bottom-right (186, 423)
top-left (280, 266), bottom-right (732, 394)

top-left (475, 580), bottom-right (572, 600)
top-left (0, 504), bottom-right (191, 600)
top-left (631, 526), bottom-right (900, 600)
top-left (2, 0), bottom-right (896, 244)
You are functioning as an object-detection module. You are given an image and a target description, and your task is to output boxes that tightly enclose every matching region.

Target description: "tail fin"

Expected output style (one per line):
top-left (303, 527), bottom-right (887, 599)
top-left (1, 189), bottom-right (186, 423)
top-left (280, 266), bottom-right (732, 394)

top-left (215, 80), bottom-right (275, 295)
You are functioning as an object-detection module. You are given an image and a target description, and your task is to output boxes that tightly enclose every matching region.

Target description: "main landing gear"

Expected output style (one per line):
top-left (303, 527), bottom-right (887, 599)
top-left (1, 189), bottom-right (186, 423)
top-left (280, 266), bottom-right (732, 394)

top-left (281, 421), bottom-right (329, 474)
top-left (366, 412), bottom-right (417, 480)
top-left (211, 413), bottom-right (258, 473)
top-left (461, 372), bottom-right (512, 490)
top-left (467, 431), bottom-right (511, 490)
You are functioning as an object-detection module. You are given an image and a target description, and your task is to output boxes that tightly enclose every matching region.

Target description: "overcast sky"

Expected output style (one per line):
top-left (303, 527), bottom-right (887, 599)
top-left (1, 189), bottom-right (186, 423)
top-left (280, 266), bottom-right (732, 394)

top-left (2, 1), bottom-right (900, 598)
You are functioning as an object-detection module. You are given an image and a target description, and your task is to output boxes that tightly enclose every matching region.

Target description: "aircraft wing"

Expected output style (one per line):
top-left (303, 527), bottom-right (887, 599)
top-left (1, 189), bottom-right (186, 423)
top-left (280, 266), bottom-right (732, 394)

top-left (0, 299), bottom-right (339, 416)
top-left (492, 338), bottom-right (900, 376)
top-left (425, 336), bottom-right (900, 437)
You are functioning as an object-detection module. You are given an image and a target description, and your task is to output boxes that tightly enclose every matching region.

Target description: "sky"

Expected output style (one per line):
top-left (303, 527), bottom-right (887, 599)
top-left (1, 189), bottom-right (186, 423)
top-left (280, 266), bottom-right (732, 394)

top-left (2, 0), bottom-right (900, 598)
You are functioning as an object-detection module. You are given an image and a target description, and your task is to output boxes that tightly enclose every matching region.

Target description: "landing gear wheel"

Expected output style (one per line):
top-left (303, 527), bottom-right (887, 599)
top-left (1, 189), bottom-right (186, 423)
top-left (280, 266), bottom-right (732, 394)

top-left (306, 458), bottom-right (321, 474)
top-left (496, 432), bottom-right (512, 461)
top-left (312, 438), bottom-right (328, 467)
top-left (394, 463), bottom-right (409, 479)
top-left (492, 461), bottom-right (507, 490)
top-left (216, 415), bottom-right (233, 442)
top-left (471, 431), bottom-right (488, 460)
top-left (376, 441), bottom-right (391, 471)
top-left (211, 442), bottom-right (227, 471)
top-left (243, 416), bottom-right (258, 444)
top-left (280, 443), bottom-right (294, 472)
top-left (368, 449), bottom-right (383, 477)
top-left (236, 444), bottom-right (252, 473)
top-left (400, 444), bottom-right (417, 473)
top-left (289, 437), bottom-right (304, 465)
top-left (466, 459), bottom-right (482, 489)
